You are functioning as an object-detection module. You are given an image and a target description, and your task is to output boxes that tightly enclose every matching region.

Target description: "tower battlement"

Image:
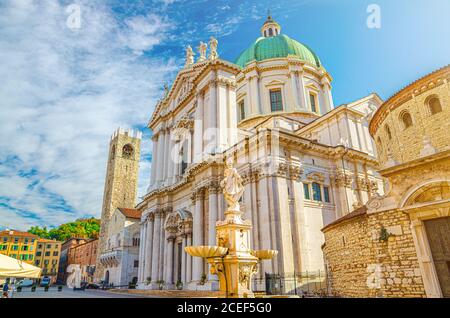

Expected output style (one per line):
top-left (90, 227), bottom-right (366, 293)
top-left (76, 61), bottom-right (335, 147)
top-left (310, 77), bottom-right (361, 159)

top-left (111, 127), bottom-right (142, 140)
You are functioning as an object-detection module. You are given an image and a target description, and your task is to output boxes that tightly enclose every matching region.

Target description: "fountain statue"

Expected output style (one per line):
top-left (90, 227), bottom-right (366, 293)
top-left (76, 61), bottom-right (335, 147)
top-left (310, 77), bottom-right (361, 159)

top-left (185, 159), bottom-right (278, 297)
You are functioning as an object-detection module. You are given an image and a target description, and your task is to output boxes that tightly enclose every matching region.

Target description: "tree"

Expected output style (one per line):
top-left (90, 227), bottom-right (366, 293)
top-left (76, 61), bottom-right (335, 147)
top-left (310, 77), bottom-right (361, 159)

top-left (28, 218), bottom-right (100, 241)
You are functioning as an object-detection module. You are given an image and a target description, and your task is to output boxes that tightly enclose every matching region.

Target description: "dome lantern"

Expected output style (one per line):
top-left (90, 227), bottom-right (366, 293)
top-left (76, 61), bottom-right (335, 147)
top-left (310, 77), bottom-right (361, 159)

top-left (261, 11), bottom-right (281, 37)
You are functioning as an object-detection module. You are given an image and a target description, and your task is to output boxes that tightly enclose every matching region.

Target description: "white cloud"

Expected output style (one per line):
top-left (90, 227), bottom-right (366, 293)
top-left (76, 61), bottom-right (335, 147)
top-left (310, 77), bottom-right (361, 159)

top-left (0, 0), bottom-right (177, 230)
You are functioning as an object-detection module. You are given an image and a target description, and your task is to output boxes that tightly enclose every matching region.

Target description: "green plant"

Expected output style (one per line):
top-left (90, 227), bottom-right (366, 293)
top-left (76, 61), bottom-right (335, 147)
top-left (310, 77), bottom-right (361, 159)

top-left (156, 280), bottom-right (165, 290)
top-left (146, 277), bottom-right (151, 285)
top-left (176, 280), bottom-right (183, 290)
top-left (200, 273), bottom-right (207, 285)
top-left (379, 226), bottom-right (391, 242)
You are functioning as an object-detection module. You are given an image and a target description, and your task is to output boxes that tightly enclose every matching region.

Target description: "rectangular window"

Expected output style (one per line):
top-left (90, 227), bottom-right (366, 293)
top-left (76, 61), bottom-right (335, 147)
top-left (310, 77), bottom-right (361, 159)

top-left (28, 254), bottom-right (34, 261)
top-left (36, 251), bottom-right (42, 256)
top-left (323, 186), bottom-right (330, 203)
top-left (14, 238), bottom-right (19, 243)
top-left (312, 182), bottom-right (322, 201)
top-left (0, 245), bottom-right (7, 251)
top-left (38, 244), bottom-right (42, 249)
top-left (12, 245), bottom-right (18, 251)
top-left (134, 260), bottom-right (139, 268)
top-left (53, 251), bottom-right (58, 256)
top-left (238, 100), bottom-right (245, 121)
top-left (35, 260), bottom-right (40, 266)
top-left (45, 251), bottom-right (50, 256)
top-left (46, 244), bottom-right (51, 249)
top-left (10, 254), bottom-right (16, 259)
top-left (303, 183), bottom-right (310, 200)
top-left (22, 245), bottom-right (29, 251)
top-left (270, 90), bottom-right (283, 112)
top-left (309, 93), bottom-right (317, 113)
top-left (2, 237), bottom-right (7, 242)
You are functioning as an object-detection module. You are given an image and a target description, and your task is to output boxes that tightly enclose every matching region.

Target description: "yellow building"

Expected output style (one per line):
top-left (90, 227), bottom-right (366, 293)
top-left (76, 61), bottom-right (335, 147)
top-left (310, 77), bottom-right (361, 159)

top-left (35, 238), bottom-right (62, 283)
top-left (0, 230), bottom-right (38, 264)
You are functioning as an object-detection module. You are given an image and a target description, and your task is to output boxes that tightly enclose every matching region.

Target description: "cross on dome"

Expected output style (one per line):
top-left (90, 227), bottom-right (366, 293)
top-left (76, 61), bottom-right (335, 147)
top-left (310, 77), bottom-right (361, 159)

top-left (261, 11), bottom-right (281, 37)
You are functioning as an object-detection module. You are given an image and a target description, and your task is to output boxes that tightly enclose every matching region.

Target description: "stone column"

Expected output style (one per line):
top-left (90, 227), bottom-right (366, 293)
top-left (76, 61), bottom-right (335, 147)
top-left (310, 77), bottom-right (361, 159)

top-left (297, 69), bottom-right (308, 110)
top-left (150, 134), bottom-right (158, 187)
top-left (193, 92), bottom-right (204, 163)
top-left (165, 236), bottom-right (175, 287)
top-left (207, 185), bottom-right (219, 281)
top-left (257, 175), bottom-right (274, 274)
top-left (192, 190), bottom-right (204, 282)
top-left (156, 130), bottom-right (165, 184)
top-left (181, 235), bottom-right (187, 284)
top-left (172, 140), bottom-right (179, 183)
top-left (186, 234), bottom-right (192, 283)
top-left (163, 130), bottom-right (171, 185)
top-left (167, 134), bottom-right (174, 185)
top-left (138, 221), bottom-right (146, 284)
top-left (322, 80), bottom-right (334, 112)
top-left (144, 215), bottom-right (154, 283)
top-left (209, 80), bottom-right (217, 154)
top-left (289, 71), bottom-right (299, 111)
top-left (150, 211), bottom-right (161, 285)
top-left (158, 212), bottom-right (166, 281)
top-left (227, 84), bottom-right (238, 147)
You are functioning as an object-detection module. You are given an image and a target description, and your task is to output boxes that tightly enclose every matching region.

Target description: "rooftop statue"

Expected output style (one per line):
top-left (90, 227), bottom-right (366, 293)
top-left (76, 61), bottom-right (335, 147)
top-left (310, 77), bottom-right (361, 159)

top-left (185, 45), bottom-right (194, 67)
top-left (198, 41), bottom-right (207, 62)
top-left (208, 36), bottom-right (218, 60)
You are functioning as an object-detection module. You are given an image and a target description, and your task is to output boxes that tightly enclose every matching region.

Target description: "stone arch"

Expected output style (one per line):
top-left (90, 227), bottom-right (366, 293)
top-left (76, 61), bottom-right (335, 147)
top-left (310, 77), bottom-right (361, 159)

top-left (122, 144), bottom-right (134, 159)
top-left (399, 110), bottom-right (413, 130)
top-left (164, 209), bottom-right (193, 236)
top-left (425, 94), bottom-right (443, 115)
top-left (400, 179), bottom-right (450, 208)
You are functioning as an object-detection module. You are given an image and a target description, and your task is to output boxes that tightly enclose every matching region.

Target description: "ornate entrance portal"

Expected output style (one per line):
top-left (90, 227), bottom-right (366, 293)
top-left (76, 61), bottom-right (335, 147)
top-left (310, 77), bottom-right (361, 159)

top-left (424, 217), bottom-right (450, 297)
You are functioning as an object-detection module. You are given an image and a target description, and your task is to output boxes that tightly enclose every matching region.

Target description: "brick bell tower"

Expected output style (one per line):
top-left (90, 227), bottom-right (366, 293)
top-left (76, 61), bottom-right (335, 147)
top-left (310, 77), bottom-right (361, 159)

top-left (95, 128), bottom-right (141, 282)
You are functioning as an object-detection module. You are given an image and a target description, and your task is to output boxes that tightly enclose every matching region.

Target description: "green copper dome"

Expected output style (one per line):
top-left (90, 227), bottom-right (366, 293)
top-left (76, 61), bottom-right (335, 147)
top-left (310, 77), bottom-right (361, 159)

top-left (235, 34), bottom-right (321, 69)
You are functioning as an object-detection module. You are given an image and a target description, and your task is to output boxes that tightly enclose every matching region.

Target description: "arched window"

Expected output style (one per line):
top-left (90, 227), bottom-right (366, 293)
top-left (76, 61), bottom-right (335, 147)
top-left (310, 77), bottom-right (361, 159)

top-left (428, 96), bottom-right (442, 115)
top-left (400, 111), bottom-right (413, 129)
top-left (132, 234), bottom-right (140, 246)
top-left (385, 125), bottom-right (392, 140)
top-left (264, 30), bottom-right (267, 37)
top-left (122, 144), bottom-right (134, 159)
top-left (269, 28), bottom-right (273, 36)
top-left (312, 182), bottom-right (322, 201)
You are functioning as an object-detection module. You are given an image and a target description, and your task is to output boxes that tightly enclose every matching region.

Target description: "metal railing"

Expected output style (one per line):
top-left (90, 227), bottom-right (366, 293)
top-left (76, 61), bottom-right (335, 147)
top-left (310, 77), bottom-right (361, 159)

top-left (252, 271), bottom-right (329, 297)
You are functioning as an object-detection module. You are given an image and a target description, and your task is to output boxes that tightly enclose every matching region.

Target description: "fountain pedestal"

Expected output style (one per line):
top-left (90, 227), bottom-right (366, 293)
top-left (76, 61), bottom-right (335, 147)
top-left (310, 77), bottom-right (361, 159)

top-left (185, 160), bottom-right (277, 298)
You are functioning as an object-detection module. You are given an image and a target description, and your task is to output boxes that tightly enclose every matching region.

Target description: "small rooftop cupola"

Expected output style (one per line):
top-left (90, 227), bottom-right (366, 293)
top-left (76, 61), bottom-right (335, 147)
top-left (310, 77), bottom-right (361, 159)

top-left (261, 11), bottom-right (281, 37)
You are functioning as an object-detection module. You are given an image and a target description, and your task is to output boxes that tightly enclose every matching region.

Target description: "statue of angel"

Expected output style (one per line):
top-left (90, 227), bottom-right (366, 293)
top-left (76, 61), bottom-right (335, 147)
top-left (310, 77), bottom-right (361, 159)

top-left (220, 159), bottom-right (244, 211)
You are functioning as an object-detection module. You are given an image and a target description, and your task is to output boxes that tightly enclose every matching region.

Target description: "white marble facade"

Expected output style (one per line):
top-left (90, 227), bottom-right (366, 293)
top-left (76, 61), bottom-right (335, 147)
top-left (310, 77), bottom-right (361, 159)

top-left (99, 208), bottom-right (141, 287)
top-left (136, 17), bottom-right (384, 291)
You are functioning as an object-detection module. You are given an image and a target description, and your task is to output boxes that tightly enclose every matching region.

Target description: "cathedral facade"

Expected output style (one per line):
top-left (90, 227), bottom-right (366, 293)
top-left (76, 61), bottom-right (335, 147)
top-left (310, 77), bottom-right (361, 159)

top-left (132, 16), bottom-right (385, 291)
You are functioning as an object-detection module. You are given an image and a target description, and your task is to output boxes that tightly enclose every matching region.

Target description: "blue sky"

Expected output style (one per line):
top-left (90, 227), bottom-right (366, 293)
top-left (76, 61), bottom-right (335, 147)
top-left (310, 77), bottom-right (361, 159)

top-left (0, 0), bottom-right (449, 231)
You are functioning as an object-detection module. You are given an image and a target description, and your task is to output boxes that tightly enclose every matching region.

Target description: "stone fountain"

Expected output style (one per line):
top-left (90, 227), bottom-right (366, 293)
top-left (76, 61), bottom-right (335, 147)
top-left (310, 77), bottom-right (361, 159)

top-left (185, 160), bottom-right (278, 298)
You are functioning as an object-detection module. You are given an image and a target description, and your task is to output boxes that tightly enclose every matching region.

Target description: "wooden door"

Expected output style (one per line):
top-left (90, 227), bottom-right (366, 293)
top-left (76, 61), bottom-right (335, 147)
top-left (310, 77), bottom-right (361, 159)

top-left (424, 217), bottom-right (450, 297)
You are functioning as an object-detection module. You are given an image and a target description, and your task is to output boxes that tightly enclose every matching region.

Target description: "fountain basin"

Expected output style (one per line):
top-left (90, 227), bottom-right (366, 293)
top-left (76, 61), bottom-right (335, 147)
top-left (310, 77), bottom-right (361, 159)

top-left (185, 246), bottom-right (228, 258)
top-left (250, 249), bottom-right (278, 260)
